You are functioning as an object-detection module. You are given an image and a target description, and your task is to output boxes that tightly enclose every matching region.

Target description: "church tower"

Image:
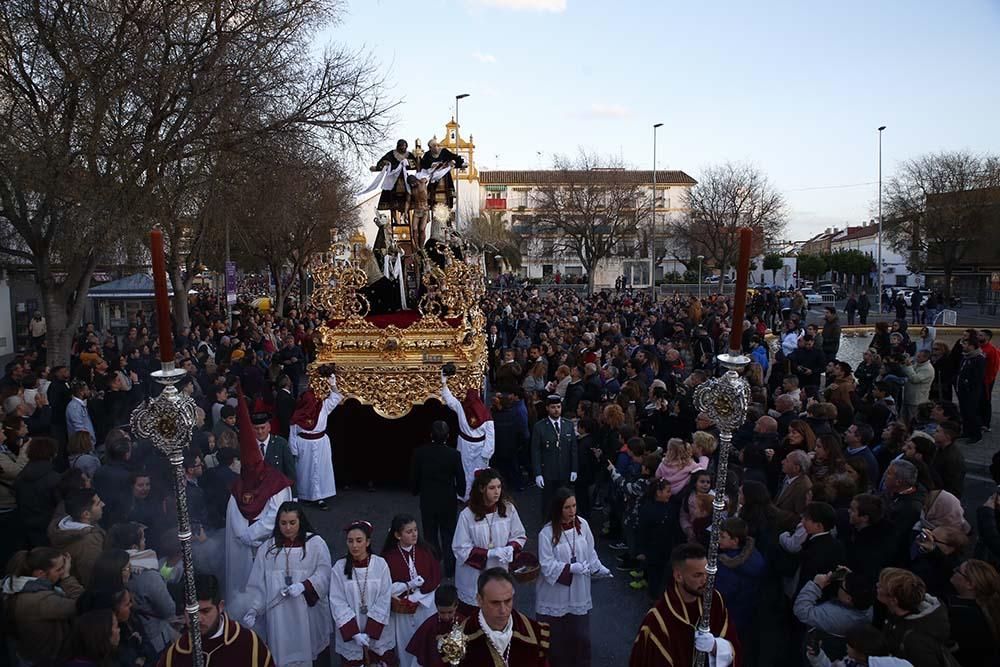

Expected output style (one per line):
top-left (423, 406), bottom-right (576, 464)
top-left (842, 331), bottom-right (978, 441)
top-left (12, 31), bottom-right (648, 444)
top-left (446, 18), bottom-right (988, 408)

top-left (438, 117), bottom-right (477, 181)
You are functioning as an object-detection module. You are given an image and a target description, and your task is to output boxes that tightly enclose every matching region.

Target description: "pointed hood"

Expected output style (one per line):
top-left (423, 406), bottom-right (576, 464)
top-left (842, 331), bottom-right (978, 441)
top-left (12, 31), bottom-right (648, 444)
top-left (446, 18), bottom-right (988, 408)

top-left (230, 386), bottom-right (292, 520)
top-left (462, 388), bottom-right (492, 428)
top-left (290, 390), bottom-right (322, 431)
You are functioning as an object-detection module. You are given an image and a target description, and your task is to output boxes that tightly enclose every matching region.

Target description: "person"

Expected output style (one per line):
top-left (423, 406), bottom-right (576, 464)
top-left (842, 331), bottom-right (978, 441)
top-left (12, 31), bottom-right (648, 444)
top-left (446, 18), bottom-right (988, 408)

top-left (92, 430), bottom-right (133, 526)
top-left (530, 395), bottom-right (579, 514)
top-left (420, 138), bottom-right (465, 209)
top-left (876, 568), bottom-right (953, 667)
top-left (947, 559), bottom-right (1000, 667)
top-left (441, 373), bottom-right (495, 501)
top-left (275, 375), bottom-right (296, 438)
top-left (405, 584), bottom-right (463, 667)
top-left (630, 543), bottom-right (741, 667)
top-left (288, 369), bottom-right (341, 511)
top-left (1, 547), bottom-right (83, 665)
top-left (410, 420), bottom-right (465, 577)
top-left (955, 335), bottom-right (985, 443)
top-left (901, 350), bottom-right (935, 423)
top-left (639, 479), bottom-right (683, 598)
top-left (787, 502), bottom-right (847, 598)
top-left (68, 430), bottom-right (101, 478)
top-left (250, 410), bottom-right (297, 485)
top-left (842, 494), bottom-right (896, 582)
top-left (654, 438), bottom-right (707, 496)
top-left (242, 501), bottom-right (332, 667)
top-left (455, 567), bottom-right (550, 666)
top-left (535, 488), bottom-right (611, 667)
top-left (329, 520), bottom-right (396, 666)
top-left (224, 391), bottom-right (294, 619)
top-left (15, 436), bottom-right (62, 548)
top-left (714, 517), bottom-right (767, 638)
top-left (821, 306), bottom-right (841, 361)
top-left (844, 423), bottom-right (879, 493)
top-left (66, 380), bottom-right (96, 444)
top-left (845, 293), bottom-right (858, 326)
top-left (452, 468), bottom-right (527, 615)
top-left (775, 449), bottom-right (813, 517)
top-left (157, 573), bottom-right (274, 667)
top-left (981, 329), bottom-right (999, 431)
top-left (858, 291), bottom-right (871, 325)
top-left (61, 608), bottom-right (121, 667)
top-left (930, 421), bottom-right (965, 499)
top-left (793, 570), bottom-right (874, 641)
top-left (48, 488), bottom-right (106, 586)
top-left (382, 514), bottom-right (442, 667)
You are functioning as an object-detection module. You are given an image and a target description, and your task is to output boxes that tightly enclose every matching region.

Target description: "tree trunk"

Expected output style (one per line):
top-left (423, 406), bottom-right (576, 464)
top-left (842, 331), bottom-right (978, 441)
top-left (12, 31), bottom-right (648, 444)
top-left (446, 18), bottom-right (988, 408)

top-left (271, 264), bottom-right (287, 316)
top-left (298, 266), bottom-right (308, 309)
top-left (43, 290), bottom-right (74, 368)
top-left (169, 266), bottom-right (190, 335)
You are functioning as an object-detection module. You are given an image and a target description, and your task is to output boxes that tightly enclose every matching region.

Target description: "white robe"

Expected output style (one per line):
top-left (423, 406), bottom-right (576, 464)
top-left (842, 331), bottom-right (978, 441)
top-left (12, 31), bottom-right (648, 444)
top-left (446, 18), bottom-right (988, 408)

top-left (245, 536), bottom-right (333, 666)
top-left (452, 504), bottom-right (527, 607)
top-left (441, 383), bottom-right (495, 501)
top-left (536, 518), bottom-right (606, 617)
top-left (387, 547), bottom-right (437, 667)
top-left (224, 486), bottom-right (294, 622)
top-left (289, 391), bottom-right (341, 501)
top-left (329, 555), bottom-right (395, 662)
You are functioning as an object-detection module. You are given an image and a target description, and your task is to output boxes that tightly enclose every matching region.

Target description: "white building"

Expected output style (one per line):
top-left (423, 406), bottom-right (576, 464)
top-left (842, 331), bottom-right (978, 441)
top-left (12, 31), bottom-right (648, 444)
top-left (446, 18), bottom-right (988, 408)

top-left (829, 223), bottom-right (918, 289)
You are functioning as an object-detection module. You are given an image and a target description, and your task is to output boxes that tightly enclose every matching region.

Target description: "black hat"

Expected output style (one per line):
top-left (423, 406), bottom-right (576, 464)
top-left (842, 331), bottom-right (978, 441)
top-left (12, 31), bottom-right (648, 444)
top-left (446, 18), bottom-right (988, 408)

top-left (250, 412), bottom-right (271, 426)
top-left (546, 394), bottom-right (562, 406)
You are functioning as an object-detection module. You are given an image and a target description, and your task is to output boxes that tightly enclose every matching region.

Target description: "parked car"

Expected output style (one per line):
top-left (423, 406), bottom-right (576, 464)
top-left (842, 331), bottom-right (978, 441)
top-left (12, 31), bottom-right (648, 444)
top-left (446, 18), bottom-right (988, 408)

top-left (816, 283), bottom-right (847, 299)
top-left (704, 275), bottom-right (735, 284)
top-left (800, 289), bottom-right (824, 306)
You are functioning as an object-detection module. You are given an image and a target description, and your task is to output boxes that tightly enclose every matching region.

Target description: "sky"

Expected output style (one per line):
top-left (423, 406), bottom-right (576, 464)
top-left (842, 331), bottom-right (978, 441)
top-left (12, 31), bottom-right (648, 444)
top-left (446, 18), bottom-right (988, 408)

top-left (317, 0), bottom-right (1000, 241)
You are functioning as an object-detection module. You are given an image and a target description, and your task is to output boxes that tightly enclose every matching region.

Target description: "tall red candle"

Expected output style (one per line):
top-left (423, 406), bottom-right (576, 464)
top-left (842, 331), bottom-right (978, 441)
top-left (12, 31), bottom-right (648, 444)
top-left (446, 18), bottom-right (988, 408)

top-left (728, 227), bottom-right (753, 355)
top-left (149, 229), bottom-right (174, 363)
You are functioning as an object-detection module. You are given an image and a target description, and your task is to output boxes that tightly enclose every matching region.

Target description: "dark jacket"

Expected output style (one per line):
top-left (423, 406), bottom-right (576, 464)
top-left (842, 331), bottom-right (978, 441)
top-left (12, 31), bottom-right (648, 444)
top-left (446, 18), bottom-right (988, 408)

top-left (947, 595), bottom-right (1000, 667)
top-left (261, 434), bottom-right (296, 484)
top-left (887, 485), bottom-right (927, 566)
top-left (275, 388), bottom-right (296, 438)
top-left (821, 317), bottom-right (842, 360)
top-left (493, 402), bottom-right (529, 459)
top-left (716, 538), bottom-right (767, 635)
top-left (410, 442), bottom-right (465, 509)
top-left (15, 460), bottom-right (61, 547)
top-left (841, 520), bottom-right (896, 583)
top-left (202, 465), bottom-right (239, 528)
top-left (881, 595), bottom-right (954, 667)
top-left (93, 460), bottom-right (133, 526)
top-left (530, 417), bottom-right (578, 483)
top-left (795, 532), bottom-right (846, 596)
top-left (930, 444), bottom-right (965, 499)
top-left (637, 498), bottom-right (681, 566)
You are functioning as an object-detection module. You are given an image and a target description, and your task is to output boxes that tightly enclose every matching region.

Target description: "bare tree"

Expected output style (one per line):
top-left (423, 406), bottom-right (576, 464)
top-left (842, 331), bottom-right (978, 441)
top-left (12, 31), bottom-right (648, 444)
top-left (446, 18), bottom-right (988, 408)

top-left (882, 151), bottom-right (1000, 301)
top-left (531, 152), bottom-right (647, 292)
top-left (231, 140), bottom-right (356, 315)
top-left (667, 162), bottom-right (787, 276)
top-left (0, 0), bottom-right (394, 362)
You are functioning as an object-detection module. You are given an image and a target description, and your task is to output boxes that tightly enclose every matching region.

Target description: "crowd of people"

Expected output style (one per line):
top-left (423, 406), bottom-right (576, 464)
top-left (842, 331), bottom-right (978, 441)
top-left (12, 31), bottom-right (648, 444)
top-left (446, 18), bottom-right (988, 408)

top-left (1, 282), bottom-right (999, 667)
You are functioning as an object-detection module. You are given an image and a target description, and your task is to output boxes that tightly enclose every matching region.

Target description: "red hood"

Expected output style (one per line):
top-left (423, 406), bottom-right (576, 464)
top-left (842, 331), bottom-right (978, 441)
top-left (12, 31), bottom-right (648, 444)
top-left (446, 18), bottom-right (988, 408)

top-left (231, 387), bottom-right (292, 520)
top-left (290, 390), bottom-right (322, 431)
top-left (463, 388), bottom-right (492, 427)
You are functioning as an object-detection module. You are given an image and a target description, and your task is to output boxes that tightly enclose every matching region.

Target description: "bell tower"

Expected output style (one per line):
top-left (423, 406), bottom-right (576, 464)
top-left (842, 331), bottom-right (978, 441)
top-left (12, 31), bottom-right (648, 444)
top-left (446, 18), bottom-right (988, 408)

top-left (438, 118), bottom-right (477, 181)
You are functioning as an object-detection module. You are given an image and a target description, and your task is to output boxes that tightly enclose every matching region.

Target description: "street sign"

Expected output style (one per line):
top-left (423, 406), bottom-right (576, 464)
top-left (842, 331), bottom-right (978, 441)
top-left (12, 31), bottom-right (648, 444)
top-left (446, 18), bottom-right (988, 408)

top-left (225, 261), bottom-right (237, 305)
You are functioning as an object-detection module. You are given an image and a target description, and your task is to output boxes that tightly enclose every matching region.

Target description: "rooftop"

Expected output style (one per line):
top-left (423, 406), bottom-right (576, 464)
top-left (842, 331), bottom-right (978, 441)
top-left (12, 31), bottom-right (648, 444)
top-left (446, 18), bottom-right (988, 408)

top-left (479, 169), bottom-right (697, 186)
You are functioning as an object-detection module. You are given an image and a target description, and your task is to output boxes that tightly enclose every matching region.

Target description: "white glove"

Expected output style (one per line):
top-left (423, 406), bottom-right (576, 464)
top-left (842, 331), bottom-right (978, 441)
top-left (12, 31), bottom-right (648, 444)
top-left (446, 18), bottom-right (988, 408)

top-left (694, 630), bottom-right (716, 653)
top-left (242, 610), bottom-right (257, 628)
top-left (441, 373), bottom-right (449, 386)
top-left (569, 562), bottom-right (588, 575)
top-left (353, 632), bottom-right (370, 648)
top-left (285, 582), bottom-right (305, 597)
top-left (391, 581), bottom-right (409, 596)
top-left (328, 374), bottom-right (338, 390)
top-left (595, 566), bottom-right (613, 579)
top-left (407, 576), bottom-right (425, 590)
top-left (497, 546), bottom-right (514, 564)
top-left (487, 547), bottom-right (502, 559)
top-left (535, 475), bottom-right (545, 489)
top-left (570, 472), bottom-right (578, 483)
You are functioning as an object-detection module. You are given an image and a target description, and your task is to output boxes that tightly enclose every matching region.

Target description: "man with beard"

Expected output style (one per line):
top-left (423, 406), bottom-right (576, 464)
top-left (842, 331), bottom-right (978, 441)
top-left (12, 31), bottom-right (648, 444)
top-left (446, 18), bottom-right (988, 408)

top-left (420, 138), bottom-right (465, 209)
top-left (157, 574), bottom-right (273, 667)
top-left (630, 544), bottom-right (741, 667)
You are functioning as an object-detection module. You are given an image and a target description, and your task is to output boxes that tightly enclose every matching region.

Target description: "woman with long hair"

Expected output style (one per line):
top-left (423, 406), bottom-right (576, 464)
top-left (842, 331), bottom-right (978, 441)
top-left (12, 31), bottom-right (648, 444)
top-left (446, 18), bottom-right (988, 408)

top-left (535, 488), bottom-right (611, 667)
top-left (679, 469), bottom-right (714, 542)
top-left (68, 430), bottom-right (101, 478)
top-left (329, 520), bottom-right (395, 667)
top-left (452, 468), bottom-right (527, 614)
top-left (243, 501), bottom-right (332, 666)
top-left (381, 514), bottom-right (441, 667)
top-left (810, 434), bottom-right (855, 489)
top-left (873, 421), bottom-right (910, 480)
top-left (783, 420), bottom-right (816, 454)
top-left (948, 559), bottom-right (1000, 666)
top-left (63, 608), bottom-right (120, 667)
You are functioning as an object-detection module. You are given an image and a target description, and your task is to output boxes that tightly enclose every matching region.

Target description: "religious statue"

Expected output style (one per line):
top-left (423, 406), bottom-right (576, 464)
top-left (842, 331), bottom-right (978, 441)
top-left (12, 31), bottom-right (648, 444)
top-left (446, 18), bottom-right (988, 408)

top-left (372, 139), bottom-right (418, 225)
top-left (421, 138), bottom-right (465, 209)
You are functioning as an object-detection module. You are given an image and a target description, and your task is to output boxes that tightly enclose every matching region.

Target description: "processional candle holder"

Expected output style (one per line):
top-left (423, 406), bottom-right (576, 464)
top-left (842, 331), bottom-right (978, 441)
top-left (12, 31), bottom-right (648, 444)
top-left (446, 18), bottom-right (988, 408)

top-left (130, 363), bottom-right (203, 667)
top-left (690, 352), bottom-right (750, 667)
top-left (130, 228), bottom-right (204, 666)
top-left (437, 622), bottom-right (468, 665)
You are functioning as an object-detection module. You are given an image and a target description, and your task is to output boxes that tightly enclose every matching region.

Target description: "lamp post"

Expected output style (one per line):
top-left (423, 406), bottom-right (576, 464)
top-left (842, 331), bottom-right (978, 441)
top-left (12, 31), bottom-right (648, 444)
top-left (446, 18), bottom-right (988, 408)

top-left (697, 255), bottom-right (705, 301)
top-left (651, 122), bottom-right (663, 297)
top-left (877, 125), bottom-right (886, 315)
top-left (455, 93), bottom-right (470, 231)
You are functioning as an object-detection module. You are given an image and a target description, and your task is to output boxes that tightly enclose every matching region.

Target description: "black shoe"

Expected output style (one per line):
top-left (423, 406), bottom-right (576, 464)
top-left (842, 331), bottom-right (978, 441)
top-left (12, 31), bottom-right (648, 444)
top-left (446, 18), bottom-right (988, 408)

top-left (316, 499), bottom-right (329, 511)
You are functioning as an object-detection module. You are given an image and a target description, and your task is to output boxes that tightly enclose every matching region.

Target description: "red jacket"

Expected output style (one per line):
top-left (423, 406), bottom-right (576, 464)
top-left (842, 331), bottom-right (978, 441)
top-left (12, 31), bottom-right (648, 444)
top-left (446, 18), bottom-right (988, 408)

top-left (984, 342), bottom-right (1000, 386)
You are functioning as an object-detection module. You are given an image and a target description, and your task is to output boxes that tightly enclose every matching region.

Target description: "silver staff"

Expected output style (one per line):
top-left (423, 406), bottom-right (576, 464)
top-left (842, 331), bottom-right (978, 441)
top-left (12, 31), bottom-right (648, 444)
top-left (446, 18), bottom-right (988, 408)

top-left (131, 362), bottom-right (202, 667)
top-left (691, 351), bottom-right (751, 667)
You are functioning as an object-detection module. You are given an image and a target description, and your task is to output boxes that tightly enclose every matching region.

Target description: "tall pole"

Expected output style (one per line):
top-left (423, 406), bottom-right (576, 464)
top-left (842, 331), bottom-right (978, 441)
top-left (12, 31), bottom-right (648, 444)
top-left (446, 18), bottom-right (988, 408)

top-left (697, 255), bottom-right (705, 301)
top-left (651, 123), bottom-right (663, 297)
top-left (877, 125), bottom-right (886, 315)
top-left (455, 93), bottom-right (470, 232)
top-left (225, 218), bottom-right (232, 328)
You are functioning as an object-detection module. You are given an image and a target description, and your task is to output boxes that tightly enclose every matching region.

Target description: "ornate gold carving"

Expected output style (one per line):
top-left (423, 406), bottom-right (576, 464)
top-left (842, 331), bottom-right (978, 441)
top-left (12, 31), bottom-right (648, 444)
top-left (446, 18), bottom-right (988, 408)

top-left (308, 242), bottom-right (487, 419)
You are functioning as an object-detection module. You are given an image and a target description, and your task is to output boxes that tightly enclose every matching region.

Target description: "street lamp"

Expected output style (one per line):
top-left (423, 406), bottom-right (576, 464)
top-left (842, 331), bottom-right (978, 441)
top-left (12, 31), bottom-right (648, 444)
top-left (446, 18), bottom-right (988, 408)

top-left (455, 93), bottom-right (470, 231)
top-left (697, 255), bottom-right (705, 301)
top-left (651, 123), bottom-right (663, 297)
top-left (877, 125), bottom-right (886, 315)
